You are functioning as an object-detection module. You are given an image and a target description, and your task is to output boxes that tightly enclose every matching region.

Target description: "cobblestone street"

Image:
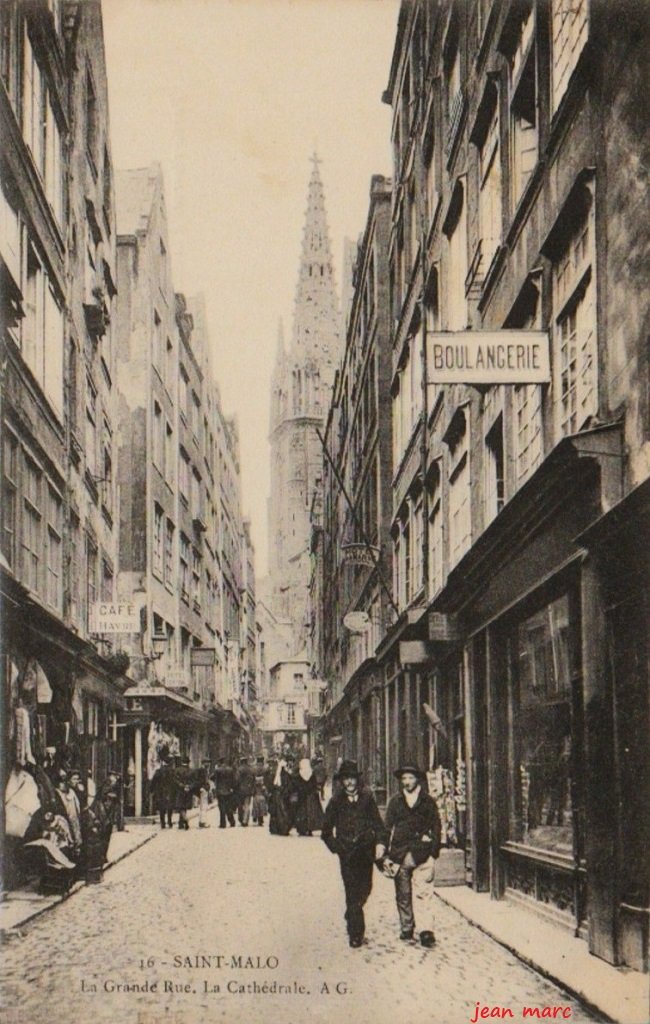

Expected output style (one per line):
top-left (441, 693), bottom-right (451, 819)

top-left (1, 808), bottom-right (602, 1024)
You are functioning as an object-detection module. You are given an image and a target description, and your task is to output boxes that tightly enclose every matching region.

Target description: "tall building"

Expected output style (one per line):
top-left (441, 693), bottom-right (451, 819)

top-left (0, 0), bottom-right (126, 885)
top-left (267, 155), bottom-right (341, 656)
top-left (312, 175), bottom-right (394, 796)
top-left (371, 0), bottom-right (648, 974)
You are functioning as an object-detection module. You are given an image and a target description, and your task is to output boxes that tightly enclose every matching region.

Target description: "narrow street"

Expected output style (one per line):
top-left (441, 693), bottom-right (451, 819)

top-left (1, 808), bottom-right (602, 1024)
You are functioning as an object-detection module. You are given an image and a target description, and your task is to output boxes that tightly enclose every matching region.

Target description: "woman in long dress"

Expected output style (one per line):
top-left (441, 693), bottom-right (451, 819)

top-left (294, 758), bottom-right (324, 836)
top-left (268, 758), bottom-right (292, 836)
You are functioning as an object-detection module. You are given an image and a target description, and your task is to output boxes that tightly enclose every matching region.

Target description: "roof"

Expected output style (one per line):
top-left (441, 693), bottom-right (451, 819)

top-left (115, 165), bottom-right (161, 236)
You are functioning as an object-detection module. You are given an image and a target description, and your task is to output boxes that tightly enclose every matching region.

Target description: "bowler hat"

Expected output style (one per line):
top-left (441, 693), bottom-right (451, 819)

top-left (336, 759), bottom-right (361, 779)
top-left (393, 763), bottom-right (424, 780)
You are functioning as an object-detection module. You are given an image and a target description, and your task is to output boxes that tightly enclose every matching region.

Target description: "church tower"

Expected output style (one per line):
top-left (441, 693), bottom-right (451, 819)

top-left (267, 155), bottom-right (340, 655)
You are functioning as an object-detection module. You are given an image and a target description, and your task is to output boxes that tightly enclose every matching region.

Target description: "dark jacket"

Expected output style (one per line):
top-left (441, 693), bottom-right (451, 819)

top-left (212, 764), bottom-right (235, 797)
top-left (236, 764), bottom-right (256, 797)
top-left (150, 764), bottom-right (176, 811)
top-left (321, 788), bottom-right (386, 859)
top-left (384, 787), bottom-right (442, 866)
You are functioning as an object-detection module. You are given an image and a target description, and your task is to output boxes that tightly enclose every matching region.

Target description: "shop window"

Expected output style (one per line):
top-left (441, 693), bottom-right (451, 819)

top-left (511, 594), bottom-right (574, 855)
top-left (551, 0), bottom-right (589, 114)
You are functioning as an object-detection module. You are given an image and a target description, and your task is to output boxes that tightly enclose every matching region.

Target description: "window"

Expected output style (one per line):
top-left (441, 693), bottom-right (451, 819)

top-left (484, 414), bottom-right (505, 523)
top-left (446, 184), bottom-right (468, 331)
top-left (515, 384), bottom-right (543, 484)
top-left (165, 338), bottom-right (174, 392)
top-left (293, 673), bottom-right (304, 692)
top-left (69, 513), bottom-right (81, 625)
top-left (551, 0), bottom-right (589, 114)
top-left (286, 703), bottom-right (296, 726)
top-left (510, 594), bottom-right (575, 856)
top-left (22, 458), bottom-right (42, 594)
top-left (152, 401), bottom-right (163, 470)
top-left (446, 411), bottom-right (471, 567)
top-left (191, 391), bottom-right (200, 440)
top-left (164, 422), bottom-right (174, 487)
top-left (552, 194), bottom-right (596, 438)
top-left (180, 533), bottom-right (190, 601)
top-left (508, 6), bottom-right (538, 208)
top-left (428, 465), bottom-right (443, 596)
top-left (191, 469), bottom-right (201, 519)
top-left (179, 365), bottom-right (189, 420)
top-left (153, 311), bottom-right (162, 370)
top-left (2, 432), bottom-right (18, 568)
top-left (46, 486), bottom-right (62, 611)
top-left (153, 503), bottom-right (164, 578)
top-left (478, 104), bottom-right (502, 272)
top-left (85, 68), bottom-right (98, 167)
top-left (85, 376), bottom-right (97, 478)
top-left (179, 449), bottom-right (189, 503)
top-left (192, 548), bottom-right (201, 609)
top-left (101, 559), bottom-right (113, 603)
top-left (412, 495), bottom-right (424, 595)
top-left (22, 243), bottom-right (64, 414)
top-left (86, 699), bottom-right (100, 737)
top-left (22, 27), bottom-right (44, 173)
top-left (86, 538), bottom-right (98, 630)
top-left (164, 518), bottom-right (174, 584)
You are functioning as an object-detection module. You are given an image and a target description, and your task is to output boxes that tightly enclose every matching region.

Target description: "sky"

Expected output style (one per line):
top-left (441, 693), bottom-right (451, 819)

top-left (103, 0), bottom-right (399, 576)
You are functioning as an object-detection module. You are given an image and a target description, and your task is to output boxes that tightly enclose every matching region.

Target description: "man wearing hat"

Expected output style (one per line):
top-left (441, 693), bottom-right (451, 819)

top-left (321, 760), bottom-right (386, 948)
top-left (381, 763), bottom-right (441, 947)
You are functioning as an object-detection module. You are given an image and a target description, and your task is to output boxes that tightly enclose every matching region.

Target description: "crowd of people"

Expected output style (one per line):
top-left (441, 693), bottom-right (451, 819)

top-left (5, 760), bottom-right (122, 893)
top-left (151, 749), bottom-right (443, 953)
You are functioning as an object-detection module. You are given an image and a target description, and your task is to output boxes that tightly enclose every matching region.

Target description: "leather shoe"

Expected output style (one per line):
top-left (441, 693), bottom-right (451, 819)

top-left (349, 937), bottom-right (363, 948)
top-left (399, 930), bottom-right (414, 941)
top-left (419, 930), bottom-right (435, 947)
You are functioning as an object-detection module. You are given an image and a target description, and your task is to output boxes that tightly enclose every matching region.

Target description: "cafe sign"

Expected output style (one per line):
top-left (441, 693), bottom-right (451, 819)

top-left (428, 331), bottom-right (550, 385)
top-left (89, 601), bottom-right (140, 634)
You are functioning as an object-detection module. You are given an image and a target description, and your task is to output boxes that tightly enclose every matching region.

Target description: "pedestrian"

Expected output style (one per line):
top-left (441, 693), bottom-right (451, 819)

top-left (312, 755), bottom-right (327, 802)
top-left (321, 760), bottom-right (386, 948)
top-left (294, 758), bottom-right (324, 836)
top-left (235, 756), bottom-right (255, 826)
top-left (150, 757), bottom-right (175, 829)
top-left (197, 761), bottom-right (211, 829)
top-left (380, 763), bottom-right (441, 947)
top-left (174, 757), bottom-right (192, 830)
top-left (211, 758), bottom-right (236, 828)
top-left (268, 756), bottom-right (292, 836)
top-left (251, 756), bottom-right (268, 827)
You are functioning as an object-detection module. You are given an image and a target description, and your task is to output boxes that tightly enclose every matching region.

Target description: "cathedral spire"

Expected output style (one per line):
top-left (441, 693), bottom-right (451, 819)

top-left (292, 154), bottom-right (340, 366)
top-left (276, 317), bottom-right (286, 360)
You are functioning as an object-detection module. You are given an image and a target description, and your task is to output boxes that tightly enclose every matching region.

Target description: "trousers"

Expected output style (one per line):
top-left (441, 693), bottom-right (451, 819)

top-left (338, 848), bottom-right (374, 941)
top-left (394, 859), bottom-right (435, 935)
top-left (217, 795), bottom-right (235, 827)
top-left (238, 795), bottom-right (252, 826)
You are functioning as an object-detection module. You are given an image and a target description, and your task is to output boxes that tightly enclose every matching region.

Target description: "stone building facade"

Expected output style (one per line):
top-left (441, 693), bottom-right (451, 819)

top-left (313, 175), bottom-right (394, 798)
top-left (0, 0), bottom-right (127, 883)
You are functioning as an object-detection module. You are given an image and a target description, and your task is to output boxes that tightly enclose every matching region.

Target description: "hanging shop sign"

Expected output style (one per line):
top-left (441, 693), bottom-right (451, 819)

top-left (341, 543), bottom-right (379, 568)
top-left (428, 330), bottom-right (550, 384)
top-left (89, 601), bottom-right (140, 634)
top-left (399, 640), bottom-right (437, 665)
top-left (343, 611), bottom-right (370, 633)
top-left (429, 612), bottom-right (459, 642)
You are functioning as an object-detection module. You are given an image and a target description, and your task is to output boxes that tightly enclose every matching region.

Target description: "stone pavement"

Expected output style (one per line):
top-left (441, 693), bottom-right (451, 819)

top-left (0, 820), bottom-right (158, 933)
top-left (0, 805), bottom-right (608, 1024)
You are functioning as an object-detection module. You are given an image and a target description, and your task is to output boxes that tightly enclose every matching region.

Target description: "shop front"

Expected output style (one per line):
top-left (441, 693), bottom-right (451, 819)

top-left (1, 568), bottom-right (127, 890)
top-left (429, 424), bottom-right (633, 962)
top-left (121, 686), bottom-right (216, 818)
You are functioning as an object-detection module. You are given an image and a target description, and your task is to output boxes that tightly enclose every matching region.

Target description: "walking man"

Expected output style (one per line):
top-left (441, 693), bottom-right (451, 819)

top-left (321, 760), bottom-right (386, 948)
top-left (381, 763), bottom-right (441, 947)
top-left (236, 756), bottom-right (255, 827)
top-left (212, 758), bottom-right (236, 828)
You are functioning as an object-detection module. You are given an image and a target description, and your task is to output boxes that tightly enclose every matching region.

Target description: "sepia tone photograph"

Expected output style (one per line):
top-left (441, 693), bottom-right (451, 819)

top-left (0, 1), bottom-right (649, 1022)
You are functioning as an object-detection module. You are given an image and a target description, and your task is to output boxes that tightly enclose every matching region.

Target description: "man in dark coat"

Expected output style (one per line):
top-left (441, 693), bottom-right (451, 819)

top-left (174, 757), bottom-right (193, 830)
top-left (382, 763), bottom-right (441, 947)
top-left (321, 760), bottom-right (386, 948)
top-left (236, 756), bottom-right (256, 826)
top-left (212, 758), bottom-right (236, 828)
top-left (150, 758), bottom-right (176, 829)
